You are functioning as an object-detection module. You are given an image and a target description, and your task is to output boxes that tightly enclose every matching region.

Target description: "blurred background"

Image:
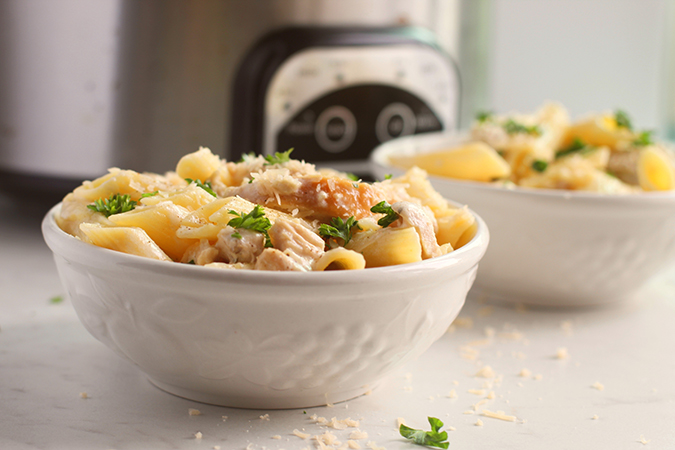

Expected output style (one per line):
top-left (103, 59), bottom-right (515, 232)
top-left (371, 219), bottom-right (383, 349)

top-left (0, 0), bottom-right (671, 205)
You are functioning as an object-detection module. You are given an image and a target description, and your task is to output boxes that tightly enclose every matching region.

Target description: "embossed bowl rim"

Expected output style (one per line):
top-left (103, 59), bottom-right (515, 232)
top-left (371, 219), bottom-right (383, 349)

top-left (42, 202), bottom-right (490, 288)
top-left (370, 130), bottom-right (675, 205)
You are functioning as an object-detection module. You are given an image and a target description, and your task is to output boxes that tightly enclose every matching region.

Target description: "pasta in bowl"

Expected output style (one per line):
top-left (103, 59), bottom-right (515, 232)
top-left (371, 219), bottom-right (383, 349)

top-left (42, 149), bottom-right (489, 408)
top-left (371, 116), bottom-right (675, 307)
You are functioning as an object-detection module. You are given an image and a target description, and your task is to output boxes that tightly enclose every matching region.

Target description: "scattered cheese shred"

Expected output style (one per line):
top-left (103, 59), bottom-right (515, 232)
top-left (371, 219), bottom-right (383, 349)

top-left (592, 415), bottom-right (599, 420)
top-left (556, 347), bottom-right (570, 359)
top-left (396, 417), bottom-right (406, 427)
top-left (272, 435), bottom-right (281, 440)
top-left (259, 413), bottom-right (270, 420)
top-left (453, 316), bottom-right (474, 329)
top-left (293, 429), bottom-right (311, 439)
top-left (473, 399), bottom-right (488, 411)
top-left (499, 331), bottom-right (524, 341)
top-left (477, 306), bottom-right (494, 317)
top-left (350, 430), bottom-right (368, 440)
top-left (475, 419), bottom-right (484, 426)
top-left (448, 389), bottom-right (457, 399)
top-left (592, 382), bottom-right (605, 391)
top-left (519, 368), bottom-right (532, 378)
top-left (639, 435), bottom-right (650, 445)
top-left (194, 432), bottom-right (203, 440)
top-left (467, 338), bottom-right (491, 347)
top-left (366, 440), bottom-right (385, 450)
top-left (468, 389), bottom-right (486, 396)
top-left (486, 391), bottom-right (496, 400)
top-left (188, 408), bottom-right (202, 416)
top-left (79, 392), bottom-right (88, 399)
top-left (481, 410), bottom-right (517, 422)
top-left (484, 327), bottom-right (496, 338)
top-left (348, 440), bottom-right (362, 449)
top-left (463, 410), bottom-right (475, 415)
top-left (534, 374), bottom-right (543, 381)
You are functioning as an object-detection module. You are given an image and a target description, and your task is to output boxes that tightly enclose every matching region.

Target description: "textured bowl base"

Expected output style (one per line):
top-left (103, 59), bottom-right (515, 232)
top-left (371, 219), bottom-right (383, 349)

top-left (147, 377), bottom-right (383, 410)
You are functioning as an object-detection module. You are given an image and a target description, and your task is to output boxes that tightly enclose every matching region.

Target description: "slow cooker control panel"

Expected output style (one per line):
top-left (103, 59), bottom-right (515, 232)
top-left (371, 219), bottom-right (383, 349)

top-left (264, 44), bottom-right (458, 172)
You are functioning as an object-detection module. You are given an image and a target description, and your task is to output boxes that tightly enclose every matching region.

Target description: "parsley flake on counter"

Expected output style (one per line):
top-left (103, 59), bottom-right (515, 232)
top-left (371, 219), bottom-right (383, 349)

top-left (399, 417), bottom-right (450, 449)
top-left (87, 193), bottom-right (137, 217)
top-left (532, 160), bottom-right (548, 173)
top-left (185, 178), bottom-right (216, 197)
top-left (384, 174), bottom-right (393, 180)
top-left (370, 201), bottom-right (400, 228)
top-left (614, 109), bottom-right (633, 130)
top-left (503, 119), bottom-right (542, 136)
top-left (319, 216), bottom-right (360, 246)
top-left (227, 205), bottom-right (272, 247)
top-left (49, 295), bottom-right (64, 304)
top-left (264, 148), bottom-right (293, 166)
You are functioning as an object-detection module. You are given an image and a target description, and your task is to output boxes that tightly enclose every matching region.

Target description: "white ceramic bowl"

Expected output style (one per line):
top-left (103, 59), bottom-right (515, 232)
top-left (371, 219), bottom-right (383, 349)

top-left (42, 203), bottom-right (488, 409)
top-left (371, 131), bottom-right (675, 307)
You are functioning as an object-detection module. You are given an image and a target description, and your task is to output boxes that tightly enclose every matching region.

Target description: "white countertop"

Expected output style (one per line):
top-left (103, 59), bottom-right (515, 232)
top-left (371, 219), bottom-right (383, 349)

top-left (2, 193), bottom-right (674, 450)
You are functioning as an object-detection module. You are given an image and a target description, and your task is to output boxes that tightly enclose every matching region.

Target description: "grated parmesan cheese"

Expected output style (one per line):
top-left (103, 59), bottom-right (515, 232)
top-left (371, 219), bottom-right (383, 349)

top-left (453, 317), bottom-right (474, 329)
top-left (475, 419), bottom-right (484, 426)
top-left (259, 413), bottom-right (270, 421)
top-left (534, 374), bottom-right (543, 381)
top-left (556, 347), bottom-right (570, 359)
top-left (592, 415), bottom-right (599, 420)
top-left (519, 368), bottom-right (532, 378)
top-left (639, 435), bottom-right (650, 445)
top-left (272, 435), bottom-right (281, 440)
top-left (468, 389), bottom-right (486, 396)
top-left (188, 408), bottom-right (202, 416)
top-left (396, 417), bottom-right (406, 427)
top-left (447, 389), bottom-right (457, 399)
top-left (366, 441), bottom-right (385, 450)
top-left (348, 440), bottom-right (361, 449)
top-left (194, 432), bottom-right (203, 440)
top-left (79, 392), bottom-right (88, 399)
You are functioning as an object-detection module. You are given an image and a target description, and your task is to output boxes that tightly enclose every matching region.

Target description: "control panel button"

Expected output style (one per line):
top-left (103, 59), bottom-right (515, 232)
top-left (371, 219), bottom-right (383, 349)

top-left (375, 103), bottom-right (416, 143)
top-left (314, 106), bottom-right (357, 153)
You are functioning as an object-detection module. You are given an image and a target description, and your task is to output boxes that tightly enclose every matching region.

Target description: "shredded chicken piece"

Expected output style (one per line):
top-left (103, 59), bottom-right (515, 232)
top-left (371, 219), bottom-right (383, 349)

top-left (391, 201), bottom-right (442, 259)
top-left (268, 218), bottom-right (325, 270)
top-left (215, 227), bottom-right (265, 264)
top-left (181, 239), bottom-right (219, 265)
top-left (254, 248), bottom-right (306, 271)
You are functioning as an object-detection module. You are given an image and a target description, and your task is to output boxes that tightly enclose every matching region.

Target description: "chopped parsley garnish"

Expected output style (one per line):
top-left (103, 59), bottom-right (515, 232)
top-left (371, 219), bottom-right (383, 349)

top-left (384, 174), bottom-right (393, 180)
top-left (399, 417), bottom-right (450, 449)
top-left (503, 119), bottom-right (542, 136)
top-left (87, 193), bottom-right (137, 217)
top-left (185, 178), bottom-right (216, 197)
top-left (532, 160), bottom-right (548, 173)
top-left (227, 205), bottom-right (272, 247)
top-left (614, 109), bottom-right (633, 130)
top-left (346, 173), bottom-right (360, 181)
top-left (140, 191), bottom-right (159, 198)
top-left (555, 138), bottom-right (593, 159)
top-left (49, 295), bottom-right (64, 304)
top-left (264, 148), bottom-right (293, 166)
top-left (633, 130), bottom-right (654, 147)
top-left (475, 110), bottom-right (493, 123)
top-left (318, 216), bottom-right (361, 246)
top-left (370, 201), bottom-right (400, 228)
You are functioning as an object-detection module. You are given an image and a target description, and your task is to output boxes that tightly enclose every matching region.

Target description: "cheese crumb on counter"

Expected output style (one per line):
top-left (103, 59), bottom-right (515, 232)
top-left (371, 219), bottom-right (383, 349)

top-left (366, 441), bottom-right (385, 450)
top-left (475, 365), bottom-right (496, 378)
top-left (188, 408), bottom-right (202, 416)
top-left (639, 435), bottom-right (650, 445)
top-left (519, 368), bottom-right (532, 378)
top-left (468, 388), bottom-right (486, 396)
top-left (259, 413), bottom-right (270, 420)
top-left (79, 392), bottom-right (88, 399)
top-left (533, 374), bottom-right (543, 381)
top-left (396, 417), bottom-right (406, 427)
top-left (475, 419), bottom-right (484, 426)
top-left (221, 416), bottom-right (228, 421)
top-left (194, 432), bottom-right (203, 440)
top-left (591, 382), bottom-right (605, 391)
top-left (592, 415), bottom-right (599, 420)
top-left (481, 410), bottom-right (517, 422)
top-left (272, 435), bottom-right (281, 440)
top-left (453, 316), bottom-right (474, 329)
top-left (447, 389), bottom-right (457, 399)
top-left (556, 347), bottom-right (570, 359)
